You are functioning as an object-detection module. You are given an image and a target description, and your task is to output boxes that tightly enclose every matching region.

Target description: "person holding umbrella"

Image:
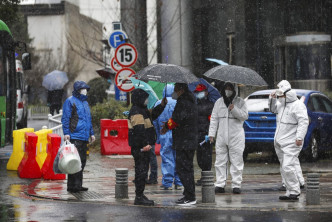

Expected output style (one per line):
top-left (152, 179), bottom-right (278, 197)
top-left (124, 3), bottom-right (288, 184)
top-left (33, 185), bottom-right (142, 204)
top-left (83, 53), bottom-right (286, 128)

top-left (209, 82), bottom-right (248, 194)
top-left (157, 83), bottom-right (198, 206)
top-left (193, 84), bottom-right (214, 186)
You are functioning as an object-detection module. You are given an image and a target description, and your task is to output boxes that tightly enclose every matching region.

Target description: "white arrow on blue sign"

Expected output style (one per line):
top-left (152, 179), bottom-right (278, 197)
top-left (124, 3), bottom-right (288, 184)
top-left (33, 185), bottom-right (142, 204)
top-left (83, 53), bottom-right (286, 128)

top-left (108, 31), bottom-right (128, 48)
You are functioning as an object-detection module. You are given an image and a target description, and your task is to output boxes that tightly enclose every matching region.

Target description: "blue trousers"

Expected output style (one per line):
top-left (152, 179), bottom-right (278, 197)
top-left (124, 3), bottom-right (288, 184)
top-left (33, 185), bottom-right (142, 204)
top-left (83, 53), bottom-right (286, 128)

top-left (160, 145), bottom-right (182, 187)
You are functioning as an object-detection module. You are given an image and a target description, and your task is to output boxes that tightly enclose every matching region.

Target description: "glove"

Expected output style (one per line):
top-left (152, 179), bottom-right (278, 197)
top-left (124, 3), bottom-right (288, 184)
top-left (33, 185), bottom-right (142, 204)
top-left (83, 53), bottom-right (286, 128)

top-left (64, 135), bottom-right (70, 141)
top-left (90, 135), bottom-right (96, 143)
top-left (123, 111), bottom-right (129, 117)
top-left (205, 135), bottom-right (209, 143)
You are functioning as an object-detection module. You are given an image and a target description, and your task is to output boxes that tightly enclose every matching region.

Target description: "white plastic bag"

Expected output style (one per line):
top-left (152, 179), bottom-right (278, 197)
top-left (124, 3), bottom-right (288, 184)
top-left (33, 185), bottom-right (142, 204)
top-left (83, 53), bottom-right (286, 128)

top-left (54, 141), bottom-right (82, 174)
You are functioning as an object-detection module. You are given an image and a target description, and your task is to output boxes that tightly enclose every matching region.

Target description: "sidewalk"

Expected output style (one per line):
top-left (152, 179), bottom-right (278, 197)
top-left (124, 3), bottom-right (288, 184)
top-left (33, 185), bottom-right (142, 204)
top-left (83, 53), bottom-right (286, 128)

top-left (19, 152), bottom-right (332, 212)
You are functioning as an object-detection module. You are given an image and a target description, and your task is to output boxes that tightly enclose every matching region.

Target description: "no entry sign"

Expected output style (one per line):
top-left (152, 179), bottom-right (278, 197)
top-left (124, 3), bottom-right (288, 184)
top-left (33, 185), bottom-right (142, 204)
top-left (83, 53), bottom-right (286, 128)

top-left (115, 68), bottom-right (136, 92)
top-left (115, 43), bottom-right (138, 67)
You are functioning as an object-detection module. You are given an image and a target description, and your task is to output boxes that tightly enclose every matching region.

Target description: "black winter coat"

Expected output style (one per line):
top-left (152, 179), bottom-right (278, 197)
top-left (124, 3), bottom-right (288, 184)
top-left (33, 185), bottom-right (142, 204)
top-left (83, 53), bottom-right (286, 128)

top-left (197, 98), bottom-right (214, 140)
top-left (128, 89), bottom-right (156, 149)
top-left (172, 91), bottom-right (198, 150)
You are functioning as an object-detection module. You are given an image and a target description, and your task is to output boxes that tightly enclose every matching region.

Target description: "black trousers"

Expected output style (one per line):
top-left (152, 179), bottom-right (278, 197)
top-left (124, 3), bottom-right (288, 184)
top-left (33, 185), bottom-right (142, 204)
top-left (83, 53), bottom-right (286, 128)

top-left (176, 149), bottom-right (195, 200)
top-left (197, 141), bottom-right (212, 172)
top-left (67, 139), bottom-right (88, 189)
top-left (50, 104), bottom-right (61, 116)
top-left (131, 147), bottom-right (150, 197)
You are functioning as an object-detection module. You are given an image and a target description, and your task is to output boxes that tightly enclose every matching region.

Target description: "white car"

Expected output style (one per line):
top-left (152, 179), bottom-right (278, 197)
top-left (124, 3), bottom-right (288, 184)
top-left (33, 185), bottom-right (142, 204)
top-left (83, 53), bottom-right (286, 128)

top-left (16, 60), bottom-right (29, 129)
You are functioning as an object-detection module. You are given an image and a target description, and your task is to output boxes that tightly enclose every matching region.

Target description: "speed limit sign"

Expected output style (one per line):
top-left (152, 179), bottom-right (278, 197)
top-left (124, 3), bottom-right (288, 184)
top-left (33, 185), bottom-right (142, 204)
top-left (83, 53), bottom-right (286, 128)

top-left (115, 68), bottom-right (136, 92)
top-left (115, 43), bottom-right (138, 67)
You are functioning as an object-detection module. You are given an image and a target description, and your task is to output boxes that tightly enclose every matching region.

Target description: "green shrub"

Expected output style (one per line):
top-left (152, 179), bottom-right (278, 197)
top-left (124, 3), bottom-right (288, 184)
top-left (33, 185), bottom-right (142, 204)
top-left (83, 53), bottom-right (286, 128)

top-left (90, 98), bottom-right (129, 137)
top-left (87, 77), bottom-right (109, 106)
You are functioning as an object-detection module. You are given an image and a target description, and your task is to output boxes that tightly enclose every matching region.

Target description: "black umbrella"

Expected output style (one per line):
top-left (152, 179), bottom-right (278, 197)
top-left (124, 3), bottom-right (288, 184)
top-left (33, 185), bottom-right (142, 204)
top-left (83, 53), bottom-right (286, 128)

top-left (136, 63), bottom-right (199, 83)
top-left (203, 65), bottom-right (268, 86)
top-left (96, 67), bottom-right (116, 79)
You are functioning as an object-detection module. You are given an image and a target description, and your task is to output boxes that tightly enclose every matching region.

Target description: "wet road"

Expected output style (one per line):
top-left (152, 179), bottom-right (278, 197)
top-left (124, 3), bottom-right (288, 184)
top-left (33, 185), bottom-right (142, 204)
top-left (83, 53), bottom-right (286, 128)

top-left (1, 199), bottom-right (332, 222)
top-left (1, 118), bottom-right (332, 221)
top-left (2, 154), bottom-right (332, 221)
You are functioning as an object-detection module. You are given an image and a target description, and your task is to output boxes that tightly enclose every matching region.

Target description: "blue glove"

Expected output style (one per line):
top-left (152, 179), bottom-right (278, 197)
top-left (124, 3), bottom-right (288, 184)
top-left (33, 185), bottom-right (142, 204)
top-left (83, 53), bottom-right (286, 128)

top-left (205, 135), bottom-right (209, 143)
top-left (123, 111), bottom-right (129, 117)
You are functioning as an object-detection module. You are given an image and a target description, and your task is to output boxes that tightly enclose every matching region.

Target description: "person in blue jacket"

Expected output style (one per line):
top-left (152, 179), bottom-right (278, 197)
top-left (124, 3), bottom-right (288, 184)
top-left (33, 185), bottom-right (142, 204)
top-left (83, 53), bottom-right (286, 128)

top-left (62, 81), bottom-right (95, 193)
top-left (153, 84), bottom-right (182, 190)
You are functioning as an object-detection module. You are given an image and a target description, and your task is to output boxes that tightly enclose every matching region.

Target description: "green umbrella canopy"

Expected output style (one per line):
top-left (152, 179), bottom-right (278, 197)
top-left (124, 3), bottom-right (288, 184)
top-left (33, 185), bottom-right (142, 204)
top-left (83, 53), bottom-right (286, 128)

top-left (0, 20), bottom-right (12, 36)
top-left (147, 81), bottom-right (174, 99)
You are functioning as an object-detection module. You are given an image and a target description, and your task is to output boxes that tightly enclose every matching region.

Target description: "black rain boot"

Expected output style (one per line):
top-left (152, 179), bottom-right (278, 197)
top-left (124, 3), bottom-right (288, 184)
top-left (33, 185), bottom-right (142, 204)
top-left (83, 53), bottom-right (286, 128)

top-left (134, 195), bottom-right (154, 206)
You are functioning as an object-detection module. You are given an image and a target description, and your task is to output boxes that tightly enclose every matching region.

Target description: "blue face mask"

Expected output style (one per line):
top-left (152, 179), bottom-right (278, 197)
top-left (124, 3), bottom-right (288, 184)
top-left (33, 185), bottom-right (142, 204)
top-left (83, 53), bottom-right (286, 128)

top-left (195, 92), bottom-right (206, 99)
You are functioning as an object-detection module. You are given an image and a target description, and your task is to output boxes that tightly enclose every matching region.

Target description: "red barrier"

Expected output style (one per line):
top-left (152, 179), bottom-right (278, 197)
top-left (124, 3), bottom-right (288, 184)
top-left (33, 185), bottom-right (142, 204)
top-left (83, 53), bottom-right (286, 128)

top-left (18, 132), bottom-right (42, 178)
top-left (41, 134), bottom-right (66, 180)
top-left (100, 119), bottom-right (160, 155)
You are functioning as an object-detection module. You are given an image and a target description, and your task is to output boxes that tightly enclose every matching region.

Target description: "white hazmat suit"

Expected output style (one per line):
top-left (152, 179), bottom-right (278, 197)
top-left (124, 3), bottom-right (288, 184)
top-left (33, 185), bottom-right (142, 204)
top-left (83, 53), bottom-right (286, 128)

top-left (209, 84), bottom-right (248, 189)
top-left (269, 86), bottom-right (309, 196)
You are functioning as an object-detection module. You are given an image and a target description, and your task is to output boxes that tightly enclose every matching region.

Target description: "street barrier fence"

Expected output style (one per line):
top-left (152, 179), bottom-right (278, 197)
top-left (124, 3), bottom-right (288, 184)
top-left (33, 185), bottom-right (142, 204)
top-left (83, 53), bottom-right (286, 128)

top-left (41, 133), bottom-right (66, 180)
top-left (7, 128), bottom-right (34, 170)
top-left (35, 128), bottom-right (53, 169)
top-left (28, 106), bottom-right (49, 120)
top-left (100, 119), bottom-right (161, 155)
top-left (18, 132), bottom-right (42, 178)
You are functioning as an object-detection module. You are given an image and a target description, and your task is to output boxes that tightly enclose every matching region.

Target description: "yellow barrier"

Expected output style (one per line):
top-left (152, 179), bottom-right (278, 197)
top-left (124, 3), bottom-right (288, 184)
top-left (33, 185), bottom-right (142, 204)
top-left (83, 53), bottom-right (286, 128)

top-left (35, 129), bottom-right (52, 169)
top-left (7, 128), bottom-right (34, 170)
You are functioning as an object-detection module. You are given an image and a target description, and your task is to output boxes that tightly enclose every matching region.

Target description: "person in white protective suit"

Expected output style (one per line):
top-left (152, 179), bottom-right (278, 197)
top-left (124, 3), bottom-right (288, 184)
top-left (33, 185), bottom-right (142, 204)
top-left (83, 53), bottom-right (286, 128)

top-left (269, 80), bottom-right (309, 201)
top-left (208, 82), bottom-right (248, 194)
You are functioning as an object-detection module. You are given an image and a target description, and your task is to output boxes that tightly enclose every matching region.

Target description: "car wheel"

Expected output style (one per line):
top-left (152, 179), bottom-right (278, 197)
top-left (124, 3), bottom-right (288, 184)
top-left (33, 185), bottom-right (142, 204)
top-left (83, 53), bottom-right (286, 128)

top-left (305, 134), bottom-right (319, 162)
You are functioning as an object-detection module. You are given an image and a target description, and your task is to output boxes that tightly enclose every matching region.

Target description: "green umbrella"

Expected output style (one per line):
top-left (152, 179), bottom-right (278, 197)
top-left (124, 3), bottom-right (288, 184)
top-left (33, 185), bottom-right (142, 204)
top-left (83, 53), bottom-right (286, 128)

top-left (147, 81), bottom-right (174, 99)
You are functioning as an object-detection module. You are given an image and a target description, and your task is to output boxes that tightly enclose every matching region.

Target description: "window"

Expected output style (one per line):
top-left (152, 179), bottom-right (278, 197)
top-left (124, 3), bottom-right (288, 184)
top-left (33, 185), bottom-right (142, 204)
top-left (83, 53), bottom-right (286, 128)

top-left (308, 95), bottom-right (327, 113)
top-left (320, 96), bottom-right (332, 113)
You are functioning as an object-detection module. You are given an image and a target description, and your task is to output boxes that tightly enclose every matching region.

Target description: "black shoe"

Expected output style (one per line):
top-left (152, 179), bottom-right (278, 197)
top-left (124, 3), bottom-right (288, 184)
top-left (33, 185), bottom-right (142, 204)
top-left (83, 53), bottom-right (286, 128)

top-left (279, 185), bottom-right (286, 191)
top-left (176, 198), bottom-right (196, 206)
top-left (300, 184), bottom-right (305, 189)
top-left (134, 196), bottom-right (154, 206)
top-left (233, 188), bottom-right (241, 194)
top-left (175, 197), bottom-right (185, 204)
top-left (174, 184), bottom-right (183, 190)
top-left (215, 187), bottom-right (225, 193)
top-left (67, 188), bottom-right (80, 193)
top-left (279, 194), bottom-right (300, 201)
top-left (195, 179), bottom-right (202, 186)
top-left (146, 179), bottom-right (158, 185)
top-left (80, 187), bottom-right (88, 191)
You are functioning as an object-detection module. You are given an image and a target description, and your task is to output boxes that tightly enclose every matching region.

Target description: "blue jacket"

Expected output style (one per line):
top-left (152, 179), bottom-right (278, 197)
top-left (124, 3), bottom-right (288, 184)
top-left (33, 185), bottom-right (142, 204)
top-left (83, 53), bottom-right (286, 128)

top-left (62, 81), bottom-right (94, 141)
top-left (153, 85), bottom-right (176, 147)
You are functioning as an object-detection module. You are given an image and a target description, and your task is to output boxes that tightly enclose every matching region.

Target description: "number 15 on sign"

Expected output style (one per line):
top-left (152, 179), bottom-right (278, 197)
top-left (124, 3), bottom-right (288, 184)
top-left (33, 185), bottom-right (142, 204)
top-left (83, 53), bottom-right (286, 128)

top-left (115, 43), bottom-right (138, 67)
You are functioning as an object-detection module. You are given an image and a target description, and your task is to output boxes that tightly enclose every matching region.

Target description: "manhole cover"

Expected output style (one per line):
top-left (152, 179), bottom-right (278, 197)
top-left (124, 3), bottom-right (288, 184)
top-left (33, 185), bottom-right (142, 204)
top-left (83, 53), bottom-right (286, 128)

top-left (71, 191), bottom-right (105, 200)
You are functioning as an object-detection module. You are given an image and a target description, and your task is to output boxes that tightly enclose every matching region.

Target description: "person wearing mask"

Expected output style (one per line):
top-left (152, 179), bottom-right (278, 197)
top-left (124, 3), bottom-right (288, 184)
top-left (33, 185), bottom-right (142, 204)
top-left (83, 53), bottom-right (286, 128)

top-left (153, 84), bottom-right (183, 190)
top-left (128, 88), bottom-right (157, 206)
top-left (269, 80), bottom-right (309, 201)
top-left (209, 82), bottom-right (248, 194)
top-left (193, 84), bottom-right (214, 186)
top-left (158, 83), bottom-right (198, 206)
top-left (62, 81), bottom-right (95, 193)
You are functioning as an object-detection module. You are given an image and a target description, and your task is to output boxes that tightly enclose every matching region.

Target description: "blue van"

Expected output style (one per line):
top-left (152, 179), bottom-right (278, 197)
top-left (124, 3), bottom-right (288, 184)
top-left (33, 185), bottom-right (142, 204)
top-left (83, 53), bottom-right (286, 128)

top-left (244, 89), bottom-right (332, 162)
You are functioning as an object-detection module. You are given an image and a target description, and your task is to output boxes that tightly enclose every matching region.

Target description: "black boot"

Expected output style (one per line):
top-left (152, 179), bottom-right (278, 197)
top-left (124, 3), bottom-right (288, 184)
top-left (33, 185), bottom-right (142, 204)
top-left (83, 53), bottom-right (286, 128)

top-left (134, 195), bottom-right (154, 206)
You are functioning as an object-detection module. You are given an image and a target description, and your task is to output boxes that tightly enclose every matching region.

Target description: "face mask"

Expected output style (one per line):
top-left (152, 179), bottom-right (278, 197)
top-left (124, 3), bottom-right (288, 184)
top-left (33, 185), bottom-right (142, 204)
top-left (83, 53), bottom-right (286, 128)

top-left (80, 89), bottom-right (87, 96)
top-left (195, 92), bottom-right (206, 99)
top-left (144, 98), bottom-right (148, 106)
top-left (171, 92), bottom-right (178, 100)
top-left (225, 90), bottom-right (233, 97)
